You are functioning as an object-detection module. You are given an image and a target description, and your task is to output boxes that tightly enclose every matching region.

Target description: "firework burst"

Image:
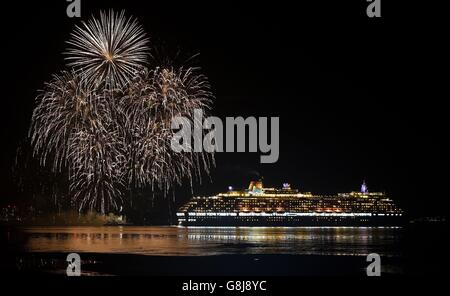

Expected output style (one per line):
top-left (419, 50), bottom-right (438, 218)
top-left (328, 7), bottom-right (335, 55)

top-left (30, 70), bottom-right (97, 172)
top-left (30, 70), bottom-right (126, 214)
top-left (65, 10), bottom-right (150, 89)
top-left (29, 10), bottom-right (214, 214)
top-left (120, 66), bottom-right (214, 192)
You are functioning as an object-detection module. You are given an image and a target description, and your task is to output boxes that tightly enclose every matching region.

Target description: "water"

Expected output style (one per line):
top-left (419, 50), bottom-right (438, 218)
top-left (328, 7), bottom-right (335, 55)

top-left (22, 226), bottom-right (403, 257)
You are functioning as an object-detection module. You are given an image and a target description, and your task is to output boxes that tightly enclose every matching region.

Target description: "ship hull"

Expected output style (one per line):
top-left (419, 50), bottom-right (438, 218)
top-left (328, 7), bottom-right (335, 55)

top-left (178, 215), bottom-right (404, 227)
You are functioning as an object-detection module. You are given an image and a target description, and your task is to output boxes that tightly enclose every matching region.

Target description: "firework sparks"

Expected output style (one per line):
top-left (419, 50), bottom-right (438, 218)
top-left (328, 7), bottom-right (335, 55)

top-left (29, 10), bottom-right (214, 214)
top-left (30, 70), bottom-right (96, 172)
top-left (120, 66), bottom-right (214, 192)
top-left (29, 70), bottom-right (126, 214)
top-left (65, 10), bottom-right (150, 89)
top-left (69, 128), bottom-right (126, 214)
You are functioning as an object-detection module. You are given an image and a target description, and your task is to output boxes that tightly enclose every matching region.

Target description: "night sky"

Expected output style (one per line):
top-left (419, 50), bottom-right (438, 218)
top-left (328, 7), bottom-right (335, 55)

top-left (1, 0), bottom-right (447, 217)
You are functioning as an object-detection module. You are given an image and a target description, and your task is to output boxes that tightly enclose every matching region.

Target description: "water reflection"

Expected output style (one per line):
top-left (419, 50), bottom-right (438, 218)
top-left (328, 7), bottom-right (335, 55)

top-left (22, 226), bottom-right (402, 257)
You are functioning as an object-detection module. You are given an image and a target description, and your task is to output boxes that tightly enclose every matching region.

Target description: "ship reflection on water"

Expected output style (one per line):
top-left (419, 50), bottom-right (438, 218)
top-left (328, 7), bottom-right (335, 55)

top-left (23, 226), bottom-right (402, 257)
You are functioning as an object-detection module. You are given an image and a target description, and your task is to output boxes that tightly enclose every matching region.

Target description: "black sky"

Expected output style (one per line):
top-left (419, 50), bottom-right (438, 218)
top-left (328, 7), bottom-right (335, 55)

top-left (1, 0), bottom-right (448, 217)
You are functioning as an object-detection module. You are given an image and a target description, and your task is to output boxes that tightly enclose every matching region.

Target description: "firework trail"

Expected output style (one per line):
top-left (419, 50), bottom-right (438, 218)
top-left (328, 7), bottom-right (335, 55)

top-left (67, 94), bottom-right (127, 214)
top-left (65, 10), bottom-right (150, 89)
top-left (69, 127), bottom-right (126, 214)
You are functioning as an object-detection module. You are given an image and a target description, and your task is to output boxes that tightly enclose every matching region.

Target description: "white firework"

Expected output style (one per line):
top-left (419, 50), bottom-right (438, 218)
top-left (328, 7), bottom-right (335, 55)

top-left (65, 10), bottom-right (150, 89)
top-left (30, 70), bottom-right (126, 214)
top-left (120, 66), bottom-right (214, 192)
top-left (29, 10), bottom-right (215, 214)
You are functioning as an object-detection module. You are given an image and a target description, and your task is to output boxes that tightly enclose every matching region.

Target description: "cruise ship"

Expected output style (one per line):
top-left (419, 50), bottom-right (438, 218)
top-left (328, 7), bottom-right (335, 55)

top-left (177, 180), bottom-right (404, 226)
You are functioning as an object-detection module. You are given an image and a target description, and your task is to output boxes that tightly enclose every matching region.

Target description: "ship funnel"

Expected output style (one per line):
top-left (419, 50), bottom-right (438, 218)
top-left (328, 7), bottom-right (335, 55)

top-left (248, 180), bottom-right (264, 192)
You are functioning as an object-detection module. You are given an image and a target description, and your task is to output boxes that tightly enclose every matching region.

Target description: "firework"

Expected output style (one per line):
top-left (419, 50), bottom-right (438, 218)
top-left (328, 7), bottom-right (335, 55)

top-left (29, 10), bottom-right (214, 214)
top-left (69, 127), bottom-right (126, 214)
top-left (29, 70), bottom-right (126, 213)
top-left (30, 70), bottom-right (95, 172)
top-left (120, 66), bottom-right (214, 192)
top-left (65, 10), bottom-right (150, 89)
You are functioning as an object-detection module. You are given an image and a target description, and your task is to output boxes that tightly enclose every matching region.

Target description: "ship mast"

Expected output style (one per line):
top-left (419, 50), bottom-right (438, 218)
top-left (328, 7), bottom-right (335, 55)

top-left (361, 180), bottom-right (368, 193)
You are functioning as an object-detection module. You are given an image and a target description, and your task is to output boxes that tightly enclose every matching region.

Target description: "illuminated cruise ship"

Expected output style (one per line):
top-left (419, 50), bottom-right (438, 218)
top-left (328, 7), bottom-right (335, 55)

top-left (177, 180), bottom-right (404, 226)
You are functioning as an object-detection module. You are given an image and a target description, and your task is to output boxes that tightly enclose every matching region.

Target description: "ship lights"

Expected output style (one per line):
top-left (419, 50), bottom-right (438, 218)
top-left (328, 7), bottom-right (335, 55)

top-left (282, 183), bottom-right (291, 189)
top-left (177, 180), bottom-right (403, 226)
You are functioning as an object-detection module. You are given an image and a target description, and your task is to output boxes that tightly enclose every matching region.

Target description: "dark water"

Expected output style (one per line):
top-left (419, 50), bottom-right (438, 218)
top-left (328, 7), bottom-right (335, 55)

top-left (4, 225), bottom-right (446, 275)
top-left (22, 226), bottom-right (403, 257)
